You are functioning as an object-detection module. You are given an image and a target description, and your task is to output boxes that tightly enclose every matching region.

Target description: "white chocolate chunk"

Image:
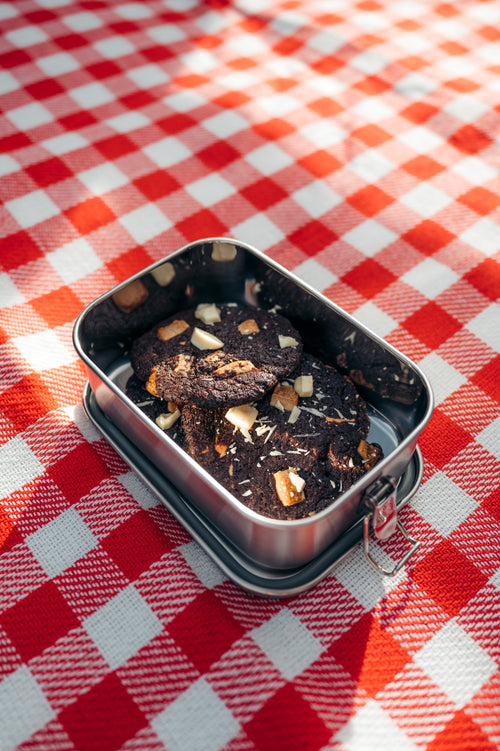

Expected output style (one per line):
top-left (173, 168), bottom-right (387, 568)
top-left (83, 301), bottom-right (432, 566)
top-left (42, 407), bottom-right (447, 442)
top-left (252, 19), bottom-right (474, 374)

top-left (278, 335), bottom-right (299, 349)
top-left (212, 241), bottom-right (237, 261)
top-left (289, 471), bottom-right (305, 493)
top-left (288, 405), bottom-right (301, 424)
top-left (151, 261), bottom-right (175, 286)
top-left (273, 468), bottom-right (305, 506)
top-left (294, 374), bottom-right (313, 397)
top-left (191, 327), bottom-right (224, 350)
top-left (156, 410), bottom-right (180, 430)
top-left (195, 303), bottom-right (221, 324)
top-left (225, 404), bottom-right (258, 432)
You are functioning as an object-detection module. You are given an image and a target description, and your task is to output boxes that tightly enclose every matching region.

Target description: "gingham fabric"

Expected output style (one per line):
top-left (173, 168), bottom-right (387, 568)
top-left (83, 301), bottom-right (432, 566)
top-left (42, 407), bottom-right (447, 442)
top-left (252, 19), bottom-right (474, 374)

top-left (1, 0), bottom-right (499, 749)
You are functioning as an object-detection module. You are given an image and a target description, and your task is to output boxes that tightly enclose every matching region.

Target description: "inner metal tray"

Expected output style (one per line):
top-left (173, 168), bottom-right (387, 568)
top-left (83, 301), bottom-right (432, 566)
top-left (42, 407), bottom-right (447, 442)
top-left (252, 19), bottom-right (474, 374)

top-left (83, 382), bottom-right (423, 598)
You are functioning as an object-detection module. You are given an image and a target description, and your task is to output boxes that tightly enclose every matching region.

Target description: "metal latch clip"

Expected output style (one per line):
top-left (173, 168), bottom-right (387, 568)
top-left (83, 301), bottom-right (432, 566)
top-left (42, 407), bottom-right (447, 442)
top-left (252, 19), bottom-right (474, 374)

top-left (363, 476), bottom-right (421, 577)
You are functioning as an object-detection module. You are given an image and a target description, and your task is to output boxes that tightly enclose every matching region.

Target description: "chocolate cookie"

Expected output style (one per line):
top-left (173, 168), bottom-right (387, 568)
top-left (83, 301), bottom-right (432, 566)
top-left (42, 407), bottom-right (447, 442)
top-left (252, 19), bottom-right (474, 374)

top-left (125, 373), bottom-right (186, 450)
top-left (130, 304), bottom-right (303, 408)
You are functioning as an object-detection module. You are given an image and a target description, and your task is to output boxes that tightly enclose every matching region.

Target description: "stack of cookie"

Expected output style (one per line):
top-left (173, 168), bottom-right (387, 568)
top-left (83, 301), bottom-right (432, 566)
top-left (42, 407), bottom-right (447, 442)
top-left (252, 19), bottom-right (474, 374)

top-left (126, 303), bottom-right (382, 520)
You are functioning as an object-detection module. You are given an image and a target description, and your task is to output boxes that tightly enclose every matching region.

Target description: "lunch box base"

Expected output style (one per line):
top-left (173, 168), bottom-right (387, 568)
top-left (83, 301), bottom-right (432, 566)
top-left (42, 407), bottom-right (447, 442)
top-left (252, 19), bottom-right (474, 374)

top-left (83, 382), bottom-right (423, 598)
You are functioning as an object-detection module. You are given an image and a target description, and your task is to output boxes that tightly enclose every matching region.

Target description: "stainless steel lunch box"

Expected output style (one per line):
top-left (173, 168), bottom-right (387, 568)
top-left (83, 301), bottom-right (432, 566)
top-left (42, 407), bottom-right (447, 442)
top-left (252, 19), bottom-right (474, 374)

top-left (73, 238), bottom-right (433, 590)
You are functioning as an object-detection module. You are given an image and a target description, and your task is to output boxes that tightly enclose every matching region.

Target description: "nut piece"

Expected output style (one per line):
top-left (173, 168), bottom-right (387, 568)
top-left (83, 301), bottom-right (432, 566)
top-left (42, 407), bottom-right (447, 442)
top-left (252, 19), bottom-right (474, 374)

top-left (173, 353), bottom-right (193, 373)
top-left (278, 335), bottom-right (299, 349)
top-left (191, 327), bottom-right (224, 350)
top-left (156, 409), bottom-right (180, 430)
top-left (213, 360), bottom-right (257, 377)
top-left (270, 383), bottom-right (298, 412)
top-left (158, 319), bottom-right (190, 341)
top-left (146, 368), bottom-right (159, 397)
top-left (212, 241), bottom-right (237, 261)
top-left (195, 303), bottom-right (221, 325)
top-left (238, 318), bottom-right (260, 335)
top-left (151, 262), bottom-right (175, 287)
top-left (225, 404), bottom-right (258, 432)
top-left (357, 439), bottom-right (382, 469)
top-left (273, 468), bottom-right (305, 507)
top-left (294, 374), bottom-right (313, 397)
top-left (112, 280), bottom-right (148, 313)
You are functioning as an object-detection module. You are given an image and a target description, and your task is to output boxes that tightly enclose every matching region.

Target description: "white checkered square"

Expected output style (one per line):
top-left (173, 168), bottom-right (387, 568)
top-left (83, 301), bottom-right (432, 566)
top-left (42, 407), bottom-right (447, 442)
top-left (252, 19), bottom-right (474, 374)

top-left (186, 174), bottom-right (235, 206)
top-left (115, 2), bottom-right (153, 19)
top-left (0, 3), bottom-right (18, 20)
top-left (180, 48), bottom-right (218, 74)
top-left (0, 70), bottom-right (20, 95)
top-left (37, 52), bottom-right (80, 76)
top-left (467, 304), bottom-right (500, 352)
top-left (202, 111), bottom-right (248, 138)
top-left (418, 352), bottom-right (467, 404)
top-left (245, 143), bottom-right (294, 175)
top-left (47, 238), bottom-right (102, 284)
top-left (143, 136), bottom-right (192, 167)
top-left (351, 49), bottom-right (390, 75)
top-left (128, 64), bottom-right (169, 89)
top-left (70, 82), bottom-right (115, 108)
top-left (152, 678), bottom-right (239, 751)
top-left (251, 609), bottom-right (322, 680)
top-left (394, 72), bottom-right (439, 99)
top-left (233, 214), bottom-right (285, 250)
top-left (78, 162), bottom-right (128, 195)
top-left (147, 23), bottom-right (186, 44)
top-left (0, 435), bottom-right (44, 499)
top-left (451, 157), bottom-right (498, 185)
top-left (26, 508), bottom-right (97, 578)
top-left (393, 32), bottom-right (432, 54)
top-left (414, 618), bottom-right (497, 708)
top-left (308, 29), bottom-right (345, 54)
top-left (14, 329), bottom-right (74, 372)
top-left (181, 540), bottom-right (226, 589)
top-left (62, 11), bottom-right (103, 30)
top-left (84, 584), bottom-right (163, 670)
top-left (93, 35), bottom-right (135, 59)
top-left (353, 302), bottom-right (397, 338)
top-left (0, 666), bottom-right (54, 751)
top-left (336, 699), bottom-right (419, 751)
top-left (347, 150), bottom-right (395, 181)
top-left (352, 98), bottom-right (395, 123)
top-left (163, 90), bottom-right (207, 113)
top-left (400, 184), bottom-right (452, 218)
top-left (293, 258), bottom-right (338, 292)
top-left (300, 120), bottom-right (345, 148)
top-left (0, 273), bottom-right (25, 306)
top-left (119, 204), bottom-right (172, 244)
top-left (258, 93), bottom-right (302, 117)
top-left (398, 126), bottom-right (443, 153)
top-left (460, 219), bottom-right (500, 256)
top-left (293, 180), bottom-right (343, 218)
top-left (444, 95), bottom-right (490, 123)
top-left (334, 543), bottom-right (405, 611)
top-left (6, 190), bottom-right (59, 228)
top-left (6, 25), bottom-right (48, 47)
top-left (342, 219), bottom-right (398, 256)
top-left (412, 471), bottom-right (477, 537)
top-left (118, 471), bottom-right (160, 510)
top-left (106, 111), bottom-right (150, 133)
top-left (401, 258), bottom-right (459, 299)
top-left (42, 132), bottom-right (87, 154)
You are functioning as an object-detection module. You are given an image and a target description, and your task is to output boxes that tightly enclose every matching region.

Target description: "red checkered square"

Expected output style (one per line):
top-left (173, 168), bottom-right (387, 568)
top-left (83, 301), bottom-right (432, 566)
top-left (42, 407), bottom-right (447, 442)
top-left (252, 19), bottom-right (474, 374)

top-left (1, 580), bottom-right (79, 662)
top-left (0, 507), bottom-right (22, 554)
top-left (49, 443), bottom-right (109, 504)
top-left (353, 124), bottom-right (392, 148)
top-left (244, 683), bottom-right (331, 751)
top-left (0, 231), bottom-right (42, 271)
top-left (347, 185), bottom-right (394, 216)
top-left (426, 709), bottom-right (497, 751)
top-left (31, 287), bottom-right (84, 328)
top-left (60, 672), bottom-right (147, 751)
top-left (309, 97), bottom-right (343, 117)
top-left (289, 221), bottom-right (337, 256)
top-left (95, 135), bottom-right (137, 161)
top-left (401, 102), bottom-right (439, 124)
top-left (459, 187), bottom-right (500, 216)
top-left (26, 157), bottom-right (73, 188)
top-left (65, 197), bottom-right (116, 235)
top-left (107, 247), bottom-right (153, 281)
top-left (464, 259), bottom-right (500, 302)
top-left (403, 301), bottom-right (462, 350)
top-left (418, 409), bottom-right (472, 468)
top-left (133, 170), bottom-right (180, 201)
top-left (242, 178), bottom-right (288, 210)
top-left (177, 209), bottom-right (228, 241)
top-left (0, 373), bottom-right (62, 434)
top-left (450, 125), bottom-right (492, 155)
top-left (198, 142), bottom-right (240, 170)
top-left (355, 74), bottom-right (391, 95)
top-left (343, 258), bottom-right (397, 299)
top-left (402, 220), bottom-right (455, 255)
top-left (299, 150), bottom-right (342, 178)
top-left (403, 156), bottom-right (445, 180)
top-left (413, 539), bottom-right (488, 618)
top-left (168, 590), bottom-right (244, 674)
top-left (102, 509), bottom-right (173, 582)
top-left (329, 612), bottom-right (410, 696)
top-left (483, 485), bottom-right (500, 525)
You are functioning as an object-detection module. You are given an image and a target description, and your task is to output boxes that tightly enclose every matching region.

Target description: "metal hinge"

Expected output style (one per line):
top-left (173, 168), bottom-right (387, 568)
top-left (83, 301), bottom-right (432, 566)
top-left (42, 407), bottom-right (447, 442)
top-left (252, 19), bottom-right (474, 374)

top-left (363, 476), bottom-right (422, 577)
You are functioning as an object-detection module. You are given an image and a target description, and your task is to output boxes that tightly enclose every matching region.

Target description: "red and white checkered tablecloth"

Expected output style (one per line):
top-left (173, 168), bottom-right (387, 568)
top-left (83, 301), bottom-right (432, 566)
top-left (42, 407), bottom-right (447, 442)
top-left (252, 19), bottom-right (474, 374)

top-left (1, 0), bottom-right (500, 749)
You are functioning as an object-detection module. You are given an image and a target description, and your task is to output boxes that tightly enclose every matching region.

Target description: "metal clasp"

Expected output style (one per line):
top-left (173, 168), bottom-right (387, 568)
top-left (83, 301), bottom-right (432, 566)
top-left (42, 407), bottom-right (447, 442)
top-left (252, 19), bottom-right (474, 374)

top-left (363, 476), bottom-right (421, 577)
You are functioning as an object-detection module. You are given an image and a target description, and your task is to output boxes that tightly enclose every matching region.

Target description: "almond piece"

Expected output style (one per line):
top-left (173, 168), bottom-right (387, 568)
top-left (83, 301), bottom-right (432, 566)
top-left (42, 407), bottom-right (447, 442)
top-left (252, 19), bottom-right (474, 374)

top-left (158, 319), bottom-right (190, 341)
top-left (195, 303), bottom-right (221, 324)
top-left (270, 383), bottom-right (298, 412)
top-left (112, 280), bottom-right (148, 313)
top-left (146, 368), bottom-right (159, 397)
top-left (151, 262), bottom-right (175, 286)
top-left (191, 327), bottom-right (224, 350)
top-left (294, 374), bottom-right (313, 397)
top-left (357, 439), bottom-right (382, 469)
top-left (156, 409), bottom-right (180, 430)
top-left (273, 468), bottom-right (305, 507)
top-left (213, 360), bottom-right (257, 377)
top-left (238, 318), bottom-right (260, 335)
